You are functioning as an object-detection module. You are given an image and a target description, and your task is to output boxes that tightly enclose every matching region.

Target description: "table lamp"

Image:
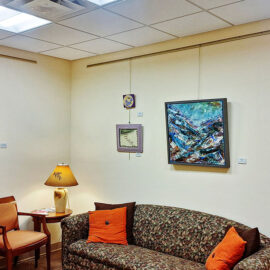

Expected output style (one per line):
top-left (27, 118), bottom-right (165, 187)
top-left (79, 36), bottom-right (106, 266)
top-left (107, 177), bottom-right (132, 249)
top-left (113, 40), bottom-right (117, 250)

top-left (44, 163), bottom-right (78, 213)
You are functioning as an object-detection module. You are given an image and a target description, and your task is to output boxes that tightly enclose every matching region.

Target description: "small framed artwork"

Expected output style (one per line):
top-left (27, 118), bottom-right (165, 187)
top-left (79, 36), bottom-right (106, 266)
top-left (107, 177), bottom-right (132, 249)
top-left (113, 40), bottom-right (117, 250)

top-left (123, 94), bottom-right (136, 109)
top-left (165, 98), bottom-right (230, 168)
top-left (116, 124), bottom-right (143, 153)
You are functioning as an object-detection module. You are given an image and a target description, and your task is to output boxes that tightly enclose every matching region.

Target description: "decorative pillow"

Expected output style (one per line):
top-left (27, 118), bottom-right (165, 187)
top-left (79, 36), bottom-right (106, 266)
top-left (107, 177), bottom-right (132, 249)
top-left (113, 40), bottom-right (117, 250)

top-left (87, 207), bottom-right (128, 245)
top-left (206, 227), bottom-right (247, 270)
top-left (225, 226), bottom-right (260, 258)
top-left (95, 202), bottom-right (136, 244)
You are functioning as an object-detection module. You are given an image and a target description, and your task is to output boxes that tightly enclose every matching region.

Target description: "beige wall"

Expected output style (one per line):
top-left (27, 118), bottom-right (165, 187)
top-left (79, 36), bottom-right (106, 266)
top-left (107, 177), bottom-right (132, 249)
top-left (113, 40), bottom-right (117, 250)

top-left (0, 47), bottom-right (71, 243)
top-left (1, 23), bottom-right (270, 246)
top-left (71, 34), bottom-right (270, 237)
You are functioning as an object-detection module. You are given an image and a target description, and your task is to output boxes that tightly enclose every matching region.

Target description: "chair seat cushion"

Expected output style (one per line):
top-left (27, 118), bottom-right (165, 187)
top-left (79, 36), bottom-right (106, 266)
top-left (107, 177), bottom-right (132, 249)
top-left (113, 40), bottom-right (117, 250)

top-left (68, 240), bottom-right (205, 270)
top-left (0, 230), bottom-right (47, 250)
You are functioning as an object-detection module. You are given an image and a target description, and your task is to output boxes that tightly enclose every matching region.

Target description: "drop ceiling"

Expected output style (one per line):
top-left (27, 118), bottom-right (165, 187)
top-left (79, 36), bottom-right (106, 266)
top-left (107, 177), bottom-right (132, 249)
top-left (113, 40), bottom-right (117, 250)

top-left (0, 0), bottom-right (270, 60)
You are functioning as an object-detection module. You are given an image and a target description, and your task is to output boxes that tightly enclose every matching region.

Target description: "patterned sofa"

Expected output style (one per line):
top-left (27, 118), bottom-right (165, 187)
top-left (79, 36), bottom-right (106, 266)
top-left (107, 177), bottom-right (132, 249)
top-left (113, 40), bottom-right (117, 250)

top-left (61, 204), bottom-right (270, 270)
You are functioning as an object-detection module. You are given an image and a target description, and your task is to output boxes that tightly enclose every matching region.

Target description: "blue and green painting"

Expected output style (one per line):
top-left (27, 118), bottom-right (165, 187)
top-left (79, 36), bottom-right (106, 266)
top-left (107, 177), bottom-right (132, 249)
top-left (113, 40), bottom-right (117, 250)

top-left (167, 100), bottom-right (226, 166)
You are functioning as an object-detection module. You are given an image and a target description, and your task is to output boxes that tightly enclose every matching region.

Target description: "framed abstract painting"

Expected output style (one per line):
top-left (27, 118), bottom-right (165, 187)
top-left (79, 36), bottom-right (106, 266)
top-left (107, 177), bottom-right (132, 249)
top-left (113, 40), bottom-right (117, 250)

top-left (165, 98), bottom-right (230, 168)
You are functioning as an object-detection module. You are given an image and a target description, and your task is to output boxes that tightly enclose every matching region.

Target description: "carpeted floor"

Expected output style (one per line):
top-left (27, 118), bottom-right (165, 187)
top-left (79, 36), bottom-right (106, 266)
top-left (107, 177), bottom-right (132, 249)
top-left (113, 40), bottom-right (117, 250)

top-left (0, 250), bottom-right (62, 270)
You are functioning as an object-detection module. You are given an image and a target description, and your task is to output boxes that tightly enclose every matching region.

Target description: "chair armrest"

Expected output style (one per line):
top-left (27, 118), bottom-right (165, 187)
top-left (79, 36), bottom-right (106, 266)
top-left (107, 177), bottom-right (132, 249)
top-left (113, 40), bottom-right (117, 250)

top-left (61, 213), bottom-right (89, 267)
top-left (0, 225), bottom-right (11, 250)
top-left (18, 212), bottom-right (50, 236)
top-left (234, 246), bottom-right (270, 270)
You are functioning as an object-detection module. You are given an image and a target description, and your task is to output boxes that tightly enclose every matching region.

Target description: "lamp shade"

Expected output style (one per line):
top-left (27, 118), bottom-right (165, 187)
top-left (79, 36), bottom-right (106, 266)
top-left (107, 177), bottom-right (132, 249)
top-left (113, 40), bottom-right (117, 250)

top-left (44, 164), bottom-right (78, 187)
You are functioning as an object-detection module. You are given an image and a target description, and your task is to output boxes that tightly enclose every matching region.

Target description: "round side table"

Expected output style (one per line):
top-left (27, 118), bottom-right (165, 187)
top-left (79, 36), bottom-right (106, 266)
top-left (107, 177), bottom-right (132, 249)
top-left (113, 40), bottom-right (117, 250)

top-left (33, 209), bottom-right (73, 263)
top-left (33, 209), bottom-right (72, 231)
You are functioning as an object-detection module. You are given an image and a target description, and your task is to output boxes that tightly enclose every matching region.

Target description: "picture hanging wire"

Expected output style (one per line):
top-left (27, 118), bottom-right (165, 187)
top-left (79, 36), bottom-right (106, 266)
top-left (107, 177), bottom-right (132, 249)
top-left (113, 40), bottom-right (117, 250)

top-left (128, 59), bottom-right (132, 124)
top-left (128, 59), bottom-right (132, 160)
top-left (129, 59), bottom-right (132, 94)
top-left (197, 45), bottom-right (202, 99)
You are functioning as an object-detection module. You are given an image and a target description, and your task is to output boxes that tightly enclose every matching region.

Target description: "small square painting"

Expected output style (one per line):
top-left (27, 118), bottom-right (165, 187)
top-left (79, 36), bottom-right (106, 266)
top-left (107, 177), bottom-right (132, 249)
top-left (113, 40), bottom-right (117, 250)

top-left (116, 124), bottom-right (143, 153)
top-left (119, 129), bottom-right (138, 148)
top-left (123, 94), bottom-right (135, 109)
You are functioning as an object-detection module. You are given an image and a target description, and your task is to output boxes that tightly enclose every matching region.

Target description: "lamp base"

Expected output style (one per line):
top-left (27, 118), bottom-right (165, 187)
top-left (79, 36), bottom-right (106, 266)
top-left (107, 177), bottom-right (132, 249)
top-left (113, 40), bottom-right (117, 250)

top-left (54, 188), bottom-right (68, 213)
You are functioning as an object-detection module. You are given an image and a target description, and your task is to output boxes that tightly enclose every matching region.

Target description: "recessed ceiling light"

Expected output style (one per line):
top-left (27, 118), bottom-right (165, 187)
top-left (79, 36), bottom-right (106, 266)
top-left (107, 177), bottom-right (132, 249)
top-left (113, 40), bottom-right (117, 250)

top-left (0, 6), bottom-right (20, 21)
top-left (87, 0), bottom-right (119, 6)
top-left (0, 6), bottom-right (50, 33)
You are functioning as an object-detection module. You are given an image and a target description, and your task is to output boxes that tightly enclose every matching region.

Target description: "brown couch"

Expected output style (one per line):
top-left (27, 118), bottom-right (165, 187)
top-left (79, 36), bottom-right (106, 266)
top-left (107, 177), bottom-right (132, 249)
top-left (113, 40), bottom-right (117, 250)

top-left (62, 204), bottom-right (270, 270)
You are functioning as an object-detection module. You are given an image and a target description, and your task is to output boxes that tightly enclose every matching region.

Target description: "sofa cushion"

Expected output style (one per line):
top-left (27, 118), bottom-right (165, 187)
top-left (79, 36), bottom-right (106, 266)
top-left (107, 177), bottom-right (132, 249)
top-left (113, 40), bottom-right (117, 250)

top-left (205, 227), bottom-right (247, 270)
top-left (133, 205), bottom-right (210, 263)
top-left (95, 202), bottom-right (136, 244)
top-left (67, 258), bottom-right (117, 270)
top-left (68, 240), bottom-right (205, 270)
top-left (225, 226), bottom-right (261, 258)
top-left (132, 205), bottom-right (254, 264)
top-left (87, 208), bottom-right (128, 245)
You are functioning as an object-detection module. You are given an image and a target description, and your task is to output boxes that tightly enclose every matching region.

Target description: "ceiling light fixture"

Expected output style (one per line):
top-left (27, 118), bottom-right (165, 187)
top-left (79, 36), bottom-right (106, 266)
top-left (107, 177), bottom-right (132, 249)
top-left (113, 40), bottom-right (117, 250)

top-left (87, 0), bottom-right (119, 6)
top-left (0, 6), bottom-right (50, 33)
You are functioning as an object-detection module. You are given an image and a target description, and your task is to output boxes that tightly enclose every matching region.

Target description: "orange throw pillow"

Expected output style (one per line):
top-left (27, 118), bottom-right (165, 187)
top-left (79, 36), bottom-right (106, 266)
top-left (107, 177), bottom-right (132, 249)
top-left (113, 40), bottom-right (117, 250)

top-left (87, 207), bottom-right (128, 245)
top-left (206, 227), bottom-right (247, 270)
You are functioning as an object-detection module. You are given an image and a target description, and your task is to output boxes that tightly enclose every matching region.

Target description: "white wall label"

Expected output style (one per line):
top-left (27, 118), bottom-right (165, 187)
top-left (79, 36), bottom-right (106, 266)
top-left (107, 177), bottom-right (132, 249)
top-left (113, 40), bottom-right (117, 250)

top-left (0, 143), bottom-right (7, 149)
top-left (238, 158), bottom-right (247, 164)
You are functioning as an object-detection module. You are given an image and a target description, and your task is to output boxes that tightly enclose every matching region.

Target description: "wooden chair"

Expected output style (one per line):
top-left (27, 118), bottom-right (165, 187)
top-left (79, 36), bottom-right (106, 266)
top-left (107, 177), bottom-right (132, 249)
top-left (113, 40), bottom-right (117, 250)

top-left (0, 196), bottom-right (51, 270)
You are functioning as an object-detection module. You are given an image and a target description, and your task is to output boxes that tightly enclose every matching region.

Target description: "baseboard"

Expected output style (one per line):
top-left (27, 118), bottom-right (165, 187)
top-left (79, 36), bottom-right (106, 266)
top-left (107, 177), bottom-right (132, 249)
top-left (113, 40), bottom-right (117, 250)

top-left (0, 242), bottom-right (61, 267)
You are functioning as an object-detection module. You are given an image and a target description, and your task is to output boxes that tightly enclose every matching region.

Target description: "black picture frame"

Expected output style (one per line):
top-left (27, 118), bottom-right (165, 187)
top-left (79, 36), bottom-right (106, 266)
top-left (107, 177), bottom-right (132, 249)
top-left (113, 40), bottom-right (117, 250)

top-left (165, 98), bottom-right (230, 168)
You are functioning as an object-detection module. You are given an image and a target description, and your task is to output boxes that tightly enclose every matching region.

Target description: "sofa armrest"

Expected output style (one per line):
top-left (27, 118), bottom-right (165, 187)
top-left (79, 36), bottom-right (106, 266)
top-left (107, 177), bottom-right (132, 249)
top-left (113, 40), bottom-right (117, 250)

top-left (234, 246), bottom-right (270, 270)
top-left (61, 212), bottom-right (89, 267)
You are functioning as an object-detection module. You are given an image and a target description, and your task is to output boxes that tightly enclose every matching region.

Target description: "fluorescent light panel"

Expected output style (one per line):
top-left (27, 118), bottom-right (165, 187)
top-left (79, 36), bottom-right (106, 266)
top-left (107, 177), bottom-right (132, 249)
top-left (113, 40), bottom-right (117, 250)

top-left (87, 0), bottom-right (118, 6)
top-left (0, 6), bottom-right (50, 33)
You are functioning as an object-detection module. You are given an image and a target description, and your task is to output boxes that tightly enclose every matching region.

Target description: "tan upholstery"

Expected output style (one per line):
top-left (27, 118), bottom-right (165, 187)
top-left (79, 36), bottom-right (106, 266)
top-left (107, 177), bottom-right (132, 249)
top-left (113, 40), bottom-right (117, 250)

top-left (0, 230), bottom-right (47, 250)
top-left (0, 203), bottom-right (18, 233)
top-left (0, 196), bottom-right (50, 270)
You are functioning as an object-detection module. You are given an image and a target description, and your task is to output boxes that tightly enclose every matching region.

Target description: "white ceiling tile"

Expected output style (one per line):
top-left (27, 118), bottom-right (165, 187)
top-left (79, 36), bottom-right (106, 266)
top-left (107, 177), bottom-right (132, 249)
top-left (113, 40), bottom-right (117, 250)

top-left (71, 38), bottom-right (131, 54)
top-left (106, 0), bottom-right (201, 25)
top-left (0, 35), bottom-right (60, 52)
top-left (188, 0), bottom-right (242, 9)
top-left (60, 9), bottom-right (142, 36)
top-left (23, 24), bottom-right (97, 46)
top-left (0, 29), bottom-right (13, 39)
top-left (108, 27), bottom-right (175, 47)
top-left (42, 47), bottom-right (95, 60)
top-left (153, 12), bottom-right (230, 37)
top-left (211, 0), bottom-right (270, 25)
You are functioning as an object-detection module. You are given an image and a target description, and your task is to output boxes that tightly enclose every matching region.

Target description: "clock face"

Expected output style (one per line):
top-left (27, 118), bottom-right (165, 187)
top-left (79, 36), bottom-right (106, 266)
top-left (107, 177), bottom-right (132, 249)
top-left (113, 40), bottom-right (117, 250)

top-left (119, 129), bottom-right (138, 148)
top-left (123, 94), bottom-right (135, 109)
